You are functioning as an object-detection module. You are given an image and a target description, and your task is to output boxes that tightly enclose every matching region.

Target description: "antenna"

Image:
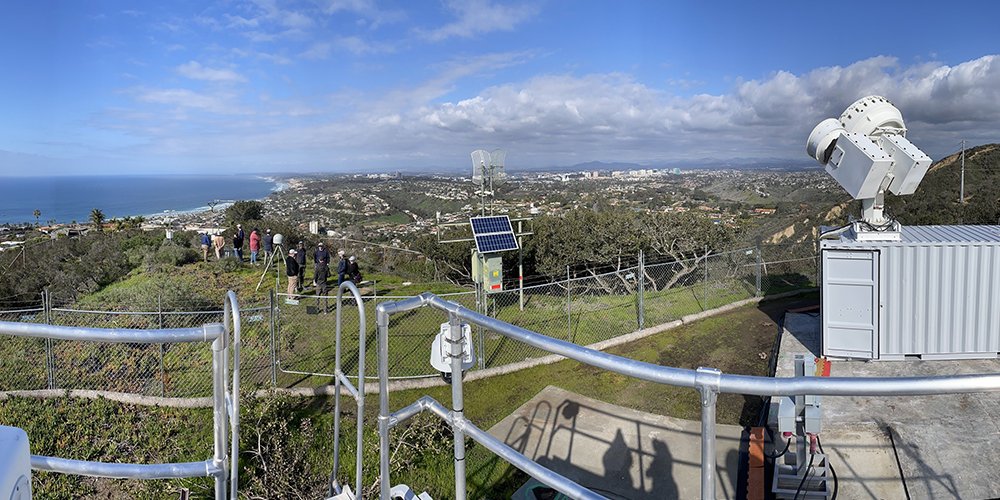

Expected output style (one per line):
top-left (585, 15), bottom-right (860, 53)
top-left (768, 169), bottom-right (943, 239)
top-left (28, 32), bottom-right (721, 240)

top-left (470, 148), bottom-right (507, 215)
top-left (806, 95), bottom-right (932, 241)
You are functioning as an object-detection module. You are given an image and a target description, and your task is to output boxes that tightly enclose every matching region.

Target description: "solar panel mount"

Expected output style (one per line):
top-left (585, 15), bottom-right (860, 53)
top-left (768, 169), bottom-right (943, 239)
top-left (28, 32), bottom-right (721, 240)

top-left (470, 215), bottom-right (519, 253)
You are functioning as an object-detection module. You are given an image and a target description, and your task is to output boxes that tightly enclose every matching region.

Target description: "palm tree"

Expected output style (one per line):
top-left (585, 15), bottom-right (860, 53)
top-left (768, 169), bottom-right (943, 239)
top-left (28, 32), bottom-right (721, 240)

top-left (89, 208), bottom-right (106, 231)
top-left (33, 209), bottom-right (41, 227)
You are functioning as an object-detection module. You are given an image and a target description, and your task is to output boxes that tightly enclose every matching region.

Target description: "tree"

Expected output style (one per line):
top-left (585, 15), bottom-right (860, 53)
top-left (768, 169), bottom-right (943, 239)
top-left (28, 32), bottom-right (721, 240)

top-left (89, 209), bottom-right (106, 231)
top-left (33, 209), bottom-right (41, 227)
top-left (225, 200), bottom-right (265, 226)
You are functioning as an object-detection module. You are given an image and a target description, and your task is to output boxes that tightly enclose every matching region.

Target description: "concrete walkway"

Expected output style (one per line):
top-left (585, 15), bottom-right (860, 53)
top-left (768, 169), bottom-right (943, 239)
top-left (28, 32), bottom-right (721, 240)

top-left (776, 312), bottom-right (1000, 499)
top-left (488, 385), bottom-right (746, 499)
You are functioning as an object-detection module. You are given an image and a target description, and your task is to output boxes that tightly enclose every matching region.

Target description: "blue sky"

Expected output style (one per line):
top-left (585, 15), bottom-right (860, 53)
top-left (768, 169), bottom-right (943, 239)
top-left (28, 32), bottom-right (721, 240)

top-left (1, 0), bottom-right (999, 175)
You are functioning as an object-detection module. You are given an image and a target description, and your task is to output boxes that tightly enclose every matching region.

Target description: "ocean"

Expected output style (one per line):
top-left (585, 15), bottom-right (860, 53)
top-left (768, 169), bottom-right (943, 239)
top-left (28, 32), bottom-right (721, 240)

top-left (0, 175), bottom-right (281, 225)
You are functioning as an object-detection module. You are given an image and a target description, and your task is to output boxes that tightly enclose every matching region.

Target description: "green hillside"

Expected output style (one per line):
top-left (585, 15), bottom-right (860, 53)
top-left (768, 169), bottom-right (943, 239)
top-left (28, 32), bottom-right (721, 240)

top-left (762, 144), bottom-right (1000, 245)
top-left (889, 144), bottom-right (1000, 225)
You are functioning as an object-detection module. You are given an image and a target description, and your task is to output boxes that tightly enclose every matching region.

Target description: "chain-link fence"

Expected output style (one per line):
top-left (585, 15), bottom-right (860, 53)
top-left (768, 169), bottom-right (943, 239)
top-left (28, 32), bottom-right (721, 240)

top-left (0, 244), bottom-right (819, 398)
top-left (274, 245), bottom-right (819, 384)
top-left (0, 291), bottom-right (274, 398)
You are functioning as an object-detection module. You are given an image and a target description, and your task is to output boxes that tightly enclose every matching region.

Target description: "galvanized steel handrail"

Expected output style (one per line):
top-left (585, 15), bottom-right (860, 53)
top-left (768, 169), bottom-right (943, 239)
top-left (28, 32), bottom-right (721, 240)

top-left (330, 280), bottom-right (367, 499)
top-left (0, 292), bottom-right (244, 500)
top-left (374, 292), bottom-right (1000, 500)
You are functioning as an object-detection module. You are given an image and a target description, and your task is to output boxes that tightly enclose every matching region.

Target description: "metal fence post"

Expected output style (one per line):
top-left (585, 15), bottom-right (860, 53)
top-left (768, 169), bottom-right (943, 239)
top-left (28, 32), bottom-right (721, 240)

top-left (695, 367), bottom-right (721, 500)
top-left (158, 292), bottom-right (166, 397)
top-left (703, 246), bottom-right (709, 310)
top-left (449, 312), bottom-right (467, 500)
top-left (565, 266), bottom-right (572, 342)
top-left (43, 288), bottom-right (54, 390)
top-left (637, 250), bottom-right (645, 330)
top-left (755, 244), bottom-right (763, 297)
top-left (269, 289), bottom-right (277, 387)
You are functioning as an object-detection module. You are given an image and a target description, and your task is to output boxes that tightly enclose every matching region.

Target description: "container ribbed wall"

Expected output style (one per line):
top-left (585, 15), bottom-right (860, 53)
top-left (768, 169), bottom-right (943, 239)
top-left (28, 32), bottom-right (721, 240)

top-left (821, 225), bottom-right (1000, 360)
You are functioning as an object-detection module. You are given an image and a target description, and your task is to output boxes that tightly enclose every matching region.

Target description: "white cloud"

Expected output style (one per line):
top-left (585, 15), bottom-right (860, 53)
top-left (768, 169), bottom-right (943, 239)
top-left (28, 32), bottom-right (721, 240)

top-left (176, 61), bottom-right (247, 83)
top-left (420, 0), bottom-right (539, 42)
top-left (104, 54), bottom-right (1000, 172)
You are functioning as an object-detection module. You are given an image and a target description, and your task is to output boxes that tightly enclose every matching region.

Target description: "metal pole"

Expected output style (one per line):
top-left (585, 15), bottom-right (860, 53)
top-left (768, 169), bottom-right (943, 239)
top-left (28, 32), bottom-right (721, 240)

top-left (696, 367), bottom-right (721, 500)
top-left (755, 244), bottom-right (763, 297)
top-left (332, 288), bottom-right (344, 496)
top-left (566, 266), bottom-right (571, 342)
top-left (158, 293), bottom-right (165, 397)
top-left (518, 221), bottom-right (524, 312)
top-left (703, 246), bottom-right (709, 309)
top-left (449, 312), bottom-right (467, 500)
top-left (377, 305), bottom-right (391, 500)
top-left (269, 290), bottom-right (277, 387)
top-left (211, 334), bottom-right (228, 500)
top-left (43, 288), bottom-right (54, 390)
top-left (960, 139), bottom-right (966, 204)
top-left (637, 250), bottom-right (644, 330)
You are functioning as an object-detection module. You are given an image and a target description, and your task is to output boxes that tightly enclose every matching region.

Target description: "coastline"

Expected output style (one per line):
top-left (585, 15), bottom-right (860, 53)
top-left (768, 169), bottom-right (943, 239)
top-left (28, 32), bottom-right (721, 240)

top-left (0, 174), bottom-right (288, 226)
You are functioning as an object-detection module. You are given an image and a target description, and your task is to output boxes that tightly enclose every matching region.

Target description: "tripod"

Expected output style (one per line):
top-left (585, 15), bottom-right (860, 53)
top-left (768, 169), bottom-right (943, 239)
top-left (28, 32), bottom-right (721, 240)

top-left (255, 243), bottom-right (285, 293)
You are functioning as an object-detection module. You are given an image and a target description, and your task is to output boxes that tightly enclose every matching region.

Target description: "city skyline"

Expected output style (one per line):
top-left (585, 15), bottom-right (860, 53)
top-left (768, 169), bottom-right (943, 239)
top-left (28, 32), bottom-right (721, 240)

top-left (2, 0), bottom-right (999, 175)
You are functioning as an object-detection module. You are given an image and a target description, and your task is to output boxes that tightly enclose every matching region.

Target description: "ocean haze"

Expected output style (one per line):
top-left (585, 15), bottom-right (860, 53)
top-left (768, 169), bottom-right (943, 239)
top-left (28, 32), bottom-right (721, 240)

top-left (0, 175), bottom-right (278, 225)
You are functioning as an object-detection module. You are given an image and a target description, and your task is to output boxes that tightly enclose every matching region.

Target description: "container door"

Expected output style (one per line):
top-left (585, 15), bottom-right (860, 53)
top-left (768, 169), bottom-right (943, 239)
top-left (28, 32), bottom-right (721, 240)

top-left (822, 249), bottom-right (879, 359)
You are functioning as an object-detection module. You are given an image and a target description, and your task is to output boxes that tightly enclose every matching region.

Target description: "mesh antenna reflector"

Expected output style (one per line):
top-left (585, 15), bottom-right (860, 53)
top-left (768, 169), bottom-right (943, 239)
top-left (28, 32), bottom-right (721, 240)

top-left (471, 150), bottom-right (490, 184)
top-left (490, 149), bottom-right (507, 185)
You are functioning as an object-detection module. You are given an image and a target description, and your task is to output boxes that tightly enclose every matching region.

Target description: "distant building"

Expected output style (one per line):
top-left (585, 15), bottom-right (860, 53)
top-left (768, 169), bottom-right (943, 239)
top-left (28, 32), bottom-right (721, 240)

top-left (672, 168), bottom-right (681, 175)
top-left (309, 221), bottom-right (319, 234)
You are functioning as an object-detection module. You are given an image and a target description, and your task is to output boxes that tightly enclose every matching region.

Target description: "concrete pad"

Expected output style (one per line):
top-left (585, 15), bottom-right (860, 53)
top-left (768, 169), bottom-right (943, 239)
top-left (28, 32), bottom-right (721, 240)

top-left (775, 313), bottom-right (1000, 499)
top-left (488, 385), bottom-right (746, 499)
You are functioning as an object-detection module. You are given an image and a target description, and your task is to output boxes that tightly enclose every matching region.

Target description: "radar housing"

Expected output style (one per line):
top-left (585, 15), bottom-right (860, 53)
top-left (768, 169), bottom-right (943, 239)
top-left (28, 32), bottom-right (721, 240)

top-left (807, 96), bottom-right (932, 241)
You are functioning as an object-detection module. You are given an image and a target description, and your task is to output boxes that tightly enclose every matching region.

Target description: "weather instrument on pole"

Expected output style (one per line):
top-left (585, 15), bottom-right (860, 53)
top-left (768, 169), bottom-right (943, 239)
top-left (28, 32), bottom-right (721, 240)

top-left (807, 95), bottom-right (932, 241)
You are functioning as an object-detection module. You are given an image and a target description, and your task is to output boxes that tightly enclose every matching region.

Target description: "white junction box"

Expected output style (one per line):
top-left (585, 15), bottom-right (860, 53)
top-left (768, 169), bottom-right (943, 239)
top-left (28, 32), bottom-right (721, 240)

top-left (821, 225), bottom-right (1000, 360)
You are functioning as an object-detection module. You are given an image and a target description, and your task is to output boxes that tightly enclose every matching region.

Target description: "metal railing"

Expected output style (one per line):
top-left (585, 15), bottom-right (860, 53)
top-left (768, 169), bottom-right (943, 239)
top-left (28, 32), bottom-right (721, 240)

top-left (329, 281), bottom-right (367, 499)
top-left (371, 292), bottom-right (1000, 500)
top-left (0, 291), bottom-right (243, 500)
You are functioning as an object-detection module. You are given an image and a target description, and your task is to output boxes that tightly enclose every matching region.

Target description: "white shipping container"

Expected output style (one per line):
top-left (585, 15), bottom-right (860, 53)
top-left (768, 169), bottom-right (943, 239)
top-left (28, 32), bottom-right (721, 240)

top-left (820, 225), bottom-right (1000, 360)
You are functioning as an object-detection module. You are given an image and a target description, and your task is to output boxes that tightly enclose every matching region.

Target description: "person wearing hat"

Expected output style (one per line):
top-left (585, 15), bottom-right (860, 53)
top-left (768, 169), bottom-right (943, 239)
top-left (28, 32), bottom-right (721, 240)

top-left (313, 241), bottom-right (330, 285)
top-left (233, 224), bottom-right (245, 261)
top-left (263, 229), bottom-right (273, 263)
top-left (346, 255), bottom-right (362, 284)
top-left (285, 249), bottom-right (300, 297)
top-left (336, 250), bottom-right (348, 285)
top-left (295, 241), bottom-right (307, 291)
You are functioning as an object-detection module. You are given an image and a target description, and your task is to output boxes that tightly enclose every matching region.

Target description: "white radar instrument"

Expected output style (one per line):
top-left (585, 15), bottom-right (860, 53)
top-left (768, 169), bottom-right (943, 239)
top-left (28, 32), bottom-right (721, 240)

top-left (807, 96), bottom-right (932, 241)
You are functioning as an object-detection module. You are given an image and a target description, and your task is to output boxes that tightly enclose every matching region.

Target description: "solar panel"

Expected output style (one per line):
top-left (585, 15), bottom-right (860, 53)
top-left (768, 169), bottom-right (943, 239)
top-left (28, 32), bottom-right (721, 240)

top-left (470, 215), bottom-right (519, 253)
top-left (470, 216), bottom-right (513, 234)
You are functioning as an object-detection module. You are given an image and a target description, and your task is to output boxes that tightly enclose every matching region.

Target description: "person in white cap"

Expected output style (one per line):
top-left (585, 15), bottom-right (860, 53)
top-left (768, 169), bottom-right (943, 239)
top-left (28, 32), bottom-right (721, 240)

top-left (336, 250), bottom-right (348, 285)
top-left (346, 255), bottom-right (361, 283)
top-left (285, 249), bottom-right (300, 297)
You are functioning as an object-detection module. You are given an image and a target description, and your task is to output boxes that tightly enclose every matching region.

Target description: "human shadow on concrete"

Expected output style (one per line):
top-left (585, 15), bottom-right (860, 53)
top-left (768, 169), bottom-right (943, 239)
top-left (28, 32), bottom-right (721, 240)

top-left (493, 394), bottom-right (744, 499)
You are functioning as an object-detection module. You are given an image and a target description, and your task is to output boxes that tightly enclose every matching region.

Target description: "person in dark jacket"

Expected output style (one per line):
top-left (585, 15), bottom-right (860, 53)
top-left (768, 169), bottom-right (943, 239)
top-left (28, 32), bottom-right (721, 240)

top-left (263, 229), bottom-right (273, 263)
top-left (199, 232), bottom-right (211, 262)
top-left (295, 241), bottom-right (307, 291)
top-left (314, 256), bottom-right (330, 313)
top-left (346, 255), bottom-right (361, 283)
top-left (285, 249), bottom-right (299, 297)
top-left (313, 242), bottom-right (330, 282)
top-left (336, 250), bottom-right (348, 285)
top-left (233, 224), bottom-right (245, 261)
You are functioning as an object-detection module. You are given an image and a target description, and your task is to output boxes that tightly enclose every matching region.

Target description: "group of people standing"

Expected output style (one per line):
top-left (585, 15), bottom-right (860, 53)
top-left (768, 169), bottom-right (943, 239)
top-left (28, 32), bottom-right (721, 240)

top-left (199, 225), bottom-right (276, 264)
top-left (284, 241), bottom-right (361, 299)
